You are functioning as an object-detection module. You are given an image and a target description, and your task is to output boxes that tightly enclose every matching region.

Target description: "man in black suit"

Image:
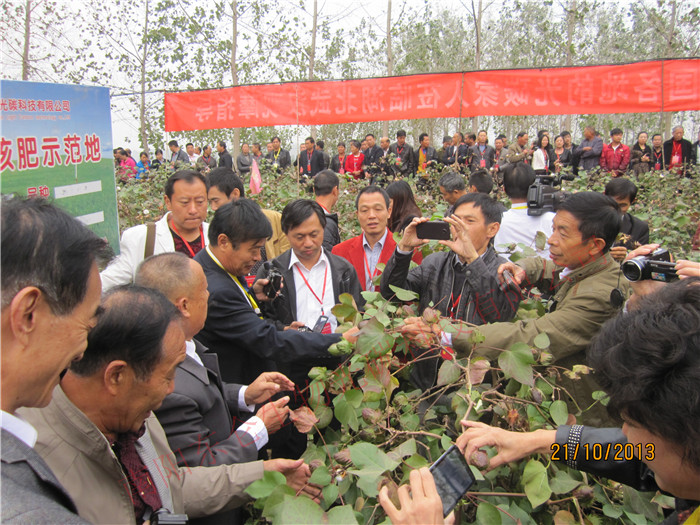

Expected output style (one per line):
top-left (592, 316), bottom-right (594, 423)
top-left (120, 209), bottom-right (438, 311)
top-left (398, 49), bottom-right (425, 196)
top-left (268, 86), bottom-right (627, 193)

top-left (363, 133), bottom-right (384, 183)
top-left (266, 136), bottom-right (292, 172)
top-left (389, 129), bottom-right (414, 176)
top-left (1, 198), bottom-right (110, 523)
top-left (216, 140), bottom-right (234, 169)
top-left (663, 126), bottom-right (697, 175)
top-left (604, 178), bottom-right (650, 262)
top-left (297, 136), bottom-right (325, 180)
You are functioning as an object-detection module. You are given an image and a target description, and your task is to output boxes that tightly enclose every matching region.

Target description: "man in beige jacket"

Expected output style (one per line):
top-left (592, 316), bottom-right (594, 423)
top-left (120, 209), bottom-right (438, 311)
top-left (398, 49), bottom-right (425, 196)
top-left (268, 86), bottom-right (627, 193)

top-left (20, 285), bottom-right (313, 525)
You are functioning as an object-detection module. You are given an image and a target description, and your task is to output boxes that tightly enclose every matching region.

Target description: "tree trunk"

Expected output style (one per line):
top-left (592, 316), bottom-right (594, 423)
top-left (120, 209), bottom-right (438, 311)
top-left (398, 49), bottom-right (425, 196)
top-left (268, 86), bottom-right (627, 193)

top-left (662, 0), bottom-right (677, 138)
top-left (22, 0), bottom-right (31, 80)
top-left (563, 0), bottom-right (576, 132)
top-left (309, 0), bottom-right (318, 139)
top-left (470, 0), bottom-right (482, 134)
top-left (382, 0), bottom-right (393, 138)
top-left (139, 0), bottom-right (149, 153)
top-left (231, 0), bottom-right (240, 159)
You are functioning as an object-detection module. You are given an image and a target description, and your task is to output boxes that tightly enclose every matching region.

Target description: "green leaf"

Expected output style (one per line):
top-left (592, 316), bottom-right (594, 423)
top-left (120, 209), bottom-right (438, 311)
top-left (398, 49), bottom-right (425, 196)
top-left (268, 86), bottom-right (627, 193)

top-left (326, 504), bottom-right (360, 524)
top-left (344, 389), bottom-right (363, 408)
top-left (347, 468), bottom-right (383, 497)
top-left (374, 309), bottom-right (391, 327)
top-left (348, 442), bottom-right (399, 472)
top-left (522, 459), bottom-right (552, 508)
top-left (387, 438), bottom-right (417, 463)
top-left (476, 501), bottom-right (502, 525)
top-left (314, 405), bottom-right (333, 429)
top-left (356, 317), bottom-right (394, 358)
top-left (622, 510), bottom-right (647, 525)
top-left (533, 332), bottom-right (550, 350)
top-left (308, 465), bottom-right (331, 487)
top-left (339, 293), bottom-right (357, 306)
top-left (322, 483), bottom-right (339, 507)
top-left (440, 434), bottom-right (452, 451)
top-left (404, 454), bottom-right (430, 469)
top-left (399, 412), bottom-right (419, 431)
top-left (276, 496), bottom-right (324, 524)
top-left (602, 504), bottom-right (623, 519)
top-left (549, 470), bottom-right (582, 494)
top-left (245, 470), bottom-right (287, 499)
top-left (389, 284), bottom-right (419, 301)
top-left (333, 396), bottom-right (359, 431)
top-left (535, 230), bottom-right (548, 251)
top-left (592, 390), bottom-right (610, 406)
top-left (549, 400), bottom-right (569, 426)
top-left (361, 290), bottom-right (381, 303)
top-left (499, 343), bottom-right (536, 386)
top-left (332, 303), bottom-right (357, 321)
top-left (436, 359), bottom-right (461, 386)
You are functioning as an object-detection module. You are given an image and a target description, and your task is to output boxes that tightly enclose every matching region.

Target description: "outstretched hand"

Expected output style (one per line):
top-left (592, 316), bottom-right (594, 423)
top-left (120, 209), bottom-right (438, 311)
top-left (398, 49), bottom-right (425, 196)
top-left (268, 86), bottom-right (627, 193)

top-left (245, 372), bottom-right (295, 405)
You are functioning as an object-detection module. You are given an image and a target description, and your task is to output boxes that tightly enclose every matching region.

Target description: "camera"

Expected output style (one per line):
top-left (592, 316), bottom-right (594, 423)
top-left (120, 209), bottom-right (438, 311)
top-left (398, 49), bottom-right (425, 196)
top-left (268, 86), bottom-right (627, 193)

top-left (621, 248), bottom-right (678, 282)
top-left (262, 261), bottom-right (284, 299)
top-left (152, 509), bottom-right (188, 525)
top-left (526, 173), bottom-right (574, 216)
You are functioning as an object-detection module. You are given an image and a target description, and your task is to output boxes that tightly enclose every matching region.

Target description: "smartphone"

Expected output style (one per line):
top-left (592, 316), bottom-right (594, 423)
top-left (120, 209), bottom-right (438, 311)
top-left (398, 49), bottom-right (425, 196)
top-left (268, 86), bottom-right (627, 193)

top-left (499, 270), bottom-right (522, 296)
top-left (416, 220), bottom-right (450, 241)
top-left (429, 445), bottom-right (475, 516)
top-left (311, 315), bottom-right (329, 333)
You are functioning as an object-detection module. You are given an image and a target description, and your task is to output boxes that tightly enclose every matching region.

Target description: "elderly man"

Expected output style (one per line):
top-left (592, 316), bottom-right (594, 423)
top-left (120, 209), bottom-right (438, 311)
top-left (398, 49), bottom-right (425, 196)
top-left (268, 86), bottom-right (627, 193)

top-left (168, 140), bottom-right (190, 167)
top-left (1, 198), bottom-right (111, 523)
top-left (101, 170), bottom-right (210, 290)
top-left (574, 126), bottom-right (604, 173)
top-left (663, 126), bottom-right (697, 174)
top-left (438, 171), bottom-right (468, 216)
top-left (20, 285), bottom-right (313, 524)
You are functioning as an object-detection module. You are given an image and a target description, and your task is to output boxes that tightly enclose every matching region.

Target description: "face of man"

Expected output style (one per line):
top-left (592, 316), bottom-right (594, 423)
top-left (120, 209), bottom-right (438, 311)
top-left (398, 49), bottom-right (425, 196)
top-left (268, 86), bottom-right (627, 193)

top-left (272, 138), bottom-right (281, 152)
top-left (466, 136), bottom-right (475, 147)
top-left (252, 144), bottom-right (261, 155)
top-left (518, 134), bottom-right (528, 147)
top-left (622, 419), bottom-right (700, 500)
top-left (611, 195), bottom-right (632, 215)
top-left (219, 237), bottom-right (266, 276)
top-left (204, 146), bottom-right (211, 156)
top-left (186, 144), bottom-right (194, 156)
top-left (208, 186), bottom-right (233, 211)
top-left (357, 192), bottom-right (391, 238)
top-left (169, 144), bottom-right (178, 154)
top-left (338, 144), bottom-right (346, 156)
top-left (495, 139), bottom-right (503, 151)
top-left (140, 154), bottom-right (148, 162)
top-left (25, 264), bottom-right (103, 408)
top-left (452, 202), bottom-right (498, 254)
top-left (673, 127), bottom-right (684, 142)
top-left (195, 147), bottom-right (201, 155)
top-left (266, 143), bottom-right (274, 153)
top-left (452, 134), bottom-right (461, 146)
top-left (652, 135), bottom-right (663, 148)
top-left (563, 135), bottom-right (572, 147)
top-left (397, 135), bottom-right (406, 147)
top-left (380, 138), bottom-right (390, 150)
top-left (439, 186), bottom-right (463, 206)
top-left (361, 140), bottom-right (368, 151)
top-left (164, 179), bottom-right (208, 235)
top-left (584, 128), bottom-right (594, 140)
top-left (216, 143), bottom-right (224, 154)
top-left (420, 135), bottom-right (430, 148)
top-left (121, 321), bottom-right (186, 434)
top-left (611, 133), bottom-right (622, 145)
top-left (156, 151), bottom-right (164, 160)
top-left (477, 131), bottom-right (487, 145)
top-left (305, 139), bottom-right (314, 153)
top-left (242, 144), bottom-right (250, 155)
top-left (548, 210), bottom-right (601, 269)
top-left (185, 260), bottom-right (210, 337)
top-left (287, 213), bottom-right (324, 267)
top-left (366, 136), bottom-right (376, 148)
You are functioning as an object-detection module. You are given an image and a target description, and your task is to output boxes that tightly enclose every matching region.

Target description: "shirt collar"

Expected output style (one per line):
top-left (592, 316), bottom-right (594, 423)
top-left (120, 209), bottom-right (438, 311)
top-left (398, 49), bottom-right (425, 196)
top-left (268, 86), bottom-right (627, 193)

top-left (289, 249), bottom-right (328, 271)
top-left (185, 339), bottom-right (204, 367)
top-left (362, 229), bottom-right (388, 251)
top-left (1, 410), bottom-right (38, 448)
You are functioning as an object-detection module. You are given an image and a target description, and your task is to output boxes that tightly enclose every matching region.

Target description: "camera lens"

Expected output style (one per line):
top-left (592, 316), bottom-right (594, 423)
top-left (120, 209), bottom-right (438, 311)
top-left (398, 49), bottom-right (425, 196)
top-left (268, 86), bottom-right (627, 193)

top-left (621, 259), bottom-right (644, 282)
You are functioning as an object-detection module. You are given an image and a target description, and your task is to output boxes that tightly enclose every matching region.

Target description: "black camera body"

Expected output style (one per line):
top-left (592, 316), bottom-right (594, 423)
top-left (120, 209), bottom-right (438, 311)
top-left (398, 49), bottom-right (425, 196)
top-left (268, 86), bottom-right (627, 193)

top-left (526, 173), bottom-right (574, 216)
top-left (621, 248), bottom-right (678, 282)
top-left (262, 261), bottom-right (284, 299)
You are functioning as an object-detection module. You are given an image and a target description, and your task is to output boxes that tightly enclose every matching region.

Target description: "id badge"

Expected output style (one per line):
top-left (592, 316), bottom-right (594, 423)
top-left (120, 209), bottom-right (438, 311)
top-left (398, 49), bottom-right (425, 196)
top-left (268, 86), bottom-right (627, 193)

top-left (672, 155), bottom-right (680, 164)
top-left (273, 162), bottom-right (278, 168)
top-left (244, 275), bottom-right (256, 287)
top-left (480, 159), bottom-right (486, 168)
top-left (321, 323), bottom-right (332, 334)
top-left (339, 168), bottom-right (345, 174)
top-left (655, 163), bottom-right (661, 170)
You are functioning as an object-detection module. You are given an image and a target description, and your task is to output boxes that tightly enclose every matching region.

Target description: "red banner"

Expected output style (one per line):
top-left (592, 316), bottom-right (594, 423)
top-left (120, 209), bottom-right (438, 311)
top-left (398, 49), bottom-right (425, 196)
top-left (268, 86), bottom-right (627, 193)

top-left (164, 59), bottom-right (700, 132)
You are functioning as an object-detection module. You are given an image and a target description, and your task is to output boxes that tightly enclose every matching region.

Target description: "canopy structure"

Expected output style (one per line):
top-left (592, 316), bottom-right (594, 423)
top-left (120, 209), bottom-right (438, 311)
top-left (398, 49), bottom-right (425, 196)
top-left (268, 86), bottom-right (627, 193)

top-left (164, 58), bottom-right (700, 132)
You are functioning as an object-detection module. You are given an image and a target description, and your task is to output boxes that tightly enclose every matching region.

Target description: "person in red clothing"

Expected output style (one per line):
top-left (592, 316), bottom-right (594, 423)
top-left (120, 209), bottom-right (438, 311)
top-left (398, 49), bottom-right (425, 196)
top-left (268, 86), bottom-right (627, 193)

top-left (332, 186), bottom-right (421, 291)
top-left (344, 140), bottom-right (365, 179)
top-left (599, 128), bottom-right (630, 177)
top-left (663, 126), bottom-right (697, 176)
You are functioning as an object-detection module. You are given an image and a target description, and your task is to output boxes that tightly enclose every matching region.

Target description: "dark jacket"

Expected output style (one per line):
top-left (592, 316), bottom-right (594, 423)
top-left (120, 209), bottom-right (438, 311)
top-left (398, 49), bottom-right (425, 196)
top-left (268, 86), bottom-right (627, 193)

top-left (194, 248), bottom-right (340, 386)
top-left (469, 144), bottom-right (496, 173)
top-left (298, 149), bottom-right (325, 178)
top-left (171, 148), bottom-right (190, 166)
top-left (322, 210), bottom-right (341, 251)
top-left (413, 146), bottom-right (437, 175)
top-left (663, 138), bottom-right (696, 173)
top-left (574, 136), bottom-right (604, 171)
top-left (446, 144), bottom-right (470, 167)
top-left (380, 246), bottom-right (515, 325)
top-left (329, 154), bottom-right (346, 174)
top-left (389, 142), bottom-right (414, 175)
top-left (629, 143), bottom-right (652, 175)
top-left (364, 145), bottom-right (384, 169)
top-left (1, 430), bottom-right (86, 524)
top-left (266, 148), bottom-right (292, 170)
top-left (236, 153), bottom-right (253, 175)
top-left (218, 150), bottom-right (233, 169)
top-left (619, 213), bottom-right (650, 248)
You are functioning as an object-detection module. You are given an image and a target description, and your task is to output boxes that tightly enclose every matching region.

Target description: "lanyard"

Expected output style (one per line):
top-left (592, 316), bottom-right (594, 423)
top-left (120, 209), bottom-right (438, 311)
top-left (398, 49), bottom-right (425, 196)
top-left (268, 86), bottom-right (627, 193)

top-left (397, 145), bottom-right (404, 155)
top-left (206, 246), bottom-right (261, 315)
top-left (169, 216), bottom-right (203, 258)
top-left (449, 292), bottom-right (461, 319)
top-left (295, 264), bottom-right (328, 313)
top-left (353, 154), bottom-right (361, 170)
top-left (307, 150), bottom-right (312, 171)
top-left (363, 248), bottom-right (381, 289)
top-left (338, 154), bottom-right (345, 166)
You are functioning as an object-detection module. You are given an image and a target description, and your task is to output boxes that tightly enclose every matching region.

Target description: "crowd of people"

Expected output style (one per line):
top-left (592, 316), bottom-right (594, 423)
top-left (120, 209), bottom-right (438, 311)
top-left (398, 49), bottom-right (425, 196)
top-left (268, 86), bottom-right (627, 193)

top-left (114, 126), bottom-right (700, 186)
top-left (3, 121), bottom-right (700, 524)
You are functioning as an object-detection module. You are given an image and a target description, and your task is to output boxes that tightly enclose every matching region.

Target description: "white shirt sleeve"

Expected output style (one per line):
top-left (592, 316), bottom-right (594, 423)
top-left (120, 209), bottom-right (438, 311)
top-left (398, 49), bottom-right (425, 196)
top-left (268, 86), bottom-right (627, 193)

top-left (237, 385), bottom-right (256, 413)
top-left (237, 416), bottom-right (268, 450)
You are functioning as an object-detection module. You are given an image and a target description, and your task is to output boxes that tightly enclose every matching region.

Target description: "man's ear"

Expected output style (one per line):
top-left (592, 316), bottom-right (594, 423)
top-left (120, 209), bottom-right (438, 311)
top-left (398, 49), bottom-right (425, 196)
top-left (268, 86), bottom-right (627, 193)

top-left (174, 296), bottom-right (190, 319)
top-left (486, 221), bottom-right (500, 240)
top-left (103, 361), bottom-right (130, 395)
top-left (231, 188), bottom-right (241, 200)
top-left (164, 194), bottom-right (173, 212)
top-left (386, 202), bottom-right (393, 219)
top-left (7, 287), bottom-right (43, 346)
top-left (217, 233), bottom-right (231, 249)
top-left (589, 237), bottom-right (607, 257)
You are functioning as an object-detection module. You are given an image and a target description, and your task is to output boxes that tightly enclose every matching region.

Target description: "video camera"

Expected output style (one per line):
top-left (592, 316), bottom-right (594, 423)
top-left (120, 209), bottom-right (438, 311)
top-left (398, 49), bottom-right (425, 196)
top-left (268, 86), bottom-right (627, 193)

top-left (526, 172), bottom-right (574, 216)
top-left (621, 248), bottom-right (678, 282)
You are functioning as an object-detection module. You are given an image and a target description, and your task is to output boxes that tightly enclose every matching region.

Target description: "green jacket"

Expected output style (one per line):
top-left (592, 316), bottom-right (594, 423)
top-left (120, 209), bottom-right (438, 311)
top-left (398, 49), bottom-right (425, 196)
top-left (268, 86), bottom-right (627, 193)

top-left (454, 252), bottom-right (628, 426)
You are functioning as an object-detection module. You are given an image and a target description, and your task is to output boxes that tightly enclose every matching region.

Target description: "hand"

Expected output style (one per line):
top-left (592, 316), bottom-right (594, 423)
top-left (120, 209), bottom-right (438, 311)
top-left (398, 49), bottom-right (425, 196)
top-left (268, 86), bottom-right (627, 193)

top-left (399, 317), bottom-right (443, 348)
top-left (441, 215), bottom-right (478, 264)
top-left (252, 278), bottom-right (271, 302)
top-left (245, 372), bottom-right (295, 405)
top-left (263, 458), bottom-right (322, 502)
top-left (456, 420), bottom-right (555, 471)
top-left (398, 217), bottom-right (431, 252)
top-left (496, 262), bottom-right (526, 286)
top-left (641, 154), bottom-right (650, 162)
top-left (676, 260), bottom-right (700, 279)
top-left (582, 146), bottom-right (592, 152)
top-left (342, 326), bottom-right (361, 343)
top-left (284, 321), bottom-right (306, 331)
top-left (624, 243), bottom-right (660, 261)
top-left (255, 396), bottom-right (290, 433)
top-left (378, 467), bottom-right (444, 525)
top-left (609, 246), bottom-right (628, 263)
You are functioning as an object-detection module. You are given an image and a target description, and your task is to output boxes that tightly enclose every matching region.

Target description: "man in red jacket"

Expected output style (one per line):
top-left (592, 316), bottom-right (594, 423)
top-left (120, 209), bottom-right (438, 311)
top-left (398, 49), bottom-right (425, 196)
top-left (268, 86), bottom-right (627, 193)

top-left (332, 185), bottom-right (421, 291)
top-left (599, 128), bottom-right (630, 177)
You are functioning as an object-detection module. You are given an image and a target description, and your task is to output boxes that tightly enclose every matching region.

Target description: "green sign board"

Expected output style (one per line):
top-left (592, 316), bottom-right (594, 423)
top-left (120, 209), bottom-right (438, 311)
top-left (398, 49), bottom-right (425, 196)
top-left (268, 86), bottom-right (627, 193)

top-left (0, 80), bottom-right (120, 253)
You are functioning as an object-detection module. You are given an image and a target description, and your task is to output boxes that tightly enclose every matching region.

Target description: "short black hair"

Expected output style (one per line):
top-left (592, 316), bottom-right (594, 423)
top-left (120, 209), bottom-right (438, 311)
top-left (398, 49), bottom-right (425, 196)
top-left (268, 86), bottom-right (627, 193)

top-left (155, 148), bottom-right (163, 155)
top-left (206, 167), bottom-right (244, 199)
top-left (314, 169), bottom-right (339, 196)
top-left (560, 130), bottom-right (571, 138)
top-left (438, 171), bottom-right (465, 193)
top-left (281, 199), bottom-right (326, 234)
top-left (218, 140), bottom-right (226, 149)
top-left (468, 169), bottom-right (493, 194)
top-left (365, 134), bottom-right (375, 140)
top-left (316, 140), bottom-right (325, 149)
top-left (70, 285), bottom-right (182, 380)
top-left (610, 128), bottom-right (623, 136)
top-left (396, 129), bottom-right (406, 138)
top-left (186, 142), bottom-right (194, 148)
top-left (271, 136), bottom-right (281, 143)
top-left (337, 141), bottom-right (346, 149)
top-left (453, 192), bottom-right (503, 225)
top-left (557, 192), bottom-right (620, 252)
top-left (604, 177), bottom-right (638, 203)
top-left (454, 132), bottom-right (464, 141)
top-left (1, 198), bottom-right (112, 315)
top-left (467, 133), bottom-right (476, 141)
top-left (350, 140), bottom-right (361, 150)
top-left (502, 163), bottom-right (536, 200)
top-left (516, 131), bottom-right (527, 139)
top-left (418, 133), bottom-right (429, 143)
top-left (443, 135), bottom-right (452, 144)
top-left (305, 136), bottom-right (315, 145)
top-left (168, 140), bottom-right (178, 147)
top-left (496, 134), bottom-right (506, 141)
top-left (208, 199), bottom-right (272, 247)
top-left (164, 170), bottom-right (208, 200)
top-left (355, 185), bottom-right (390, 209)
top-left (652, 133), bottom-right (663, 141)
top-left (588, 277), bottom-right (700, 471)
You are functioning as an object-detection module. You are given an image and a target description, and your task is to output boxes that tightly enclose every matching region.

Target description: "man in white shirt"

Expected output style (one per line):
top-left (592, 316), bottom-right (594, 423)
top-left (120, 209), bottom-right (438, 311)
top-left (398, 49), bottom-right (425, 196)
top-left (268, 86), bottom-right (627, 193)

top-left (495, 162), bottom-right (554, 258)
top-left (1, 197), bottom-right (110, 523)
